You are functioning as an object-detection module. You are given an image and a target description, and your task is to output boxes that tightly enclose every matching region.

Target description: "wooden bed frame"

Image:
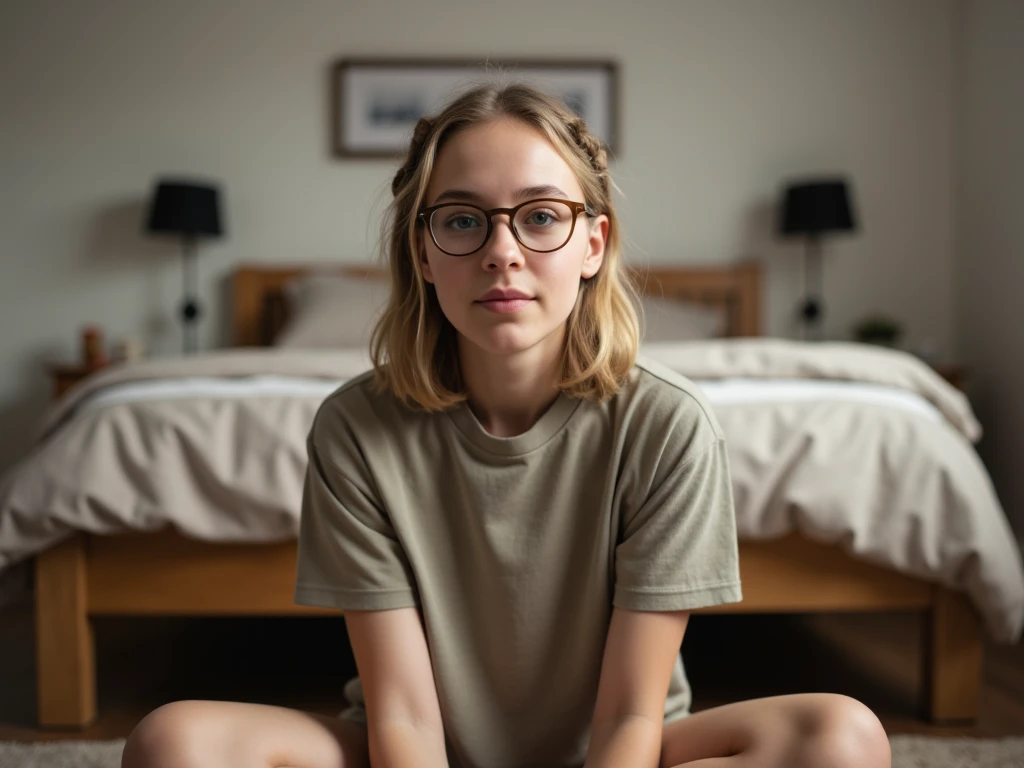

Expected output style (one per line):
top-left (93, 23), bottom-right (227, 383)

top-left (34, 260), bottom-right (983, 729)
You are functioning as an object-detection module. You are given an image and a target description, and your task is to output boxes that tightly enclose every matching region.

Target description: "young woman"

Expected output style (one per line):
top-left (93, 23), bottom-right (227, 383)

top-left (121, 84), bottom-right (891, 768)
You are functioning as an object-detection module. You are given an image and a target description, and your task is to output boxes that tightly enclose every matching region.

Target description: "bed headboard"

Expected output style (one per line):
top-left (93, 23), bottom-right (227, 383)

top-left (231, 261), bottom-right (761, 347)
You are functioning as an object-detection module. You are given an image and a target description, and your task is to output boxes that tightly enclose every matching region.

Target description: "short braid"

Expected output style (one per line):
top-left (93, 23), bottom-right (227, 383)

top-left (567, 118), bottom-right (610, 196)
top-left (391, 116), bottom-right (436, 197)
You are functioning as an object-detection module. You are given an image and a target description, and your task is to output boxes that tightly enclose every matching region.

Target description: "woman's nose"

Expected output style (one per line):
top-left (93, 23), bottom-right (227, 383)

top-left (482, 214), bottom-right (524, 271)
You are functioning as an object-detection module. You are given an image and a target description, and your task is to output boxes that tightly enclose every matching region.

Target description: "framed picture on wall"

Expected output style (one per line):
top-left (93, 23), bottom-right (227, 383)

top-left (331, 58), bottom-right (619, 159)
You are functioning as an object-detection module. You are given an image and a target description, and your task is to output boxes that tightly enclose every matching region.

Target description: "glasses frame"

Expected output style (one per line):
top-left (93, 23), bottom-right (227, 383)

top-left (417, 198), bottom-right (595, 257)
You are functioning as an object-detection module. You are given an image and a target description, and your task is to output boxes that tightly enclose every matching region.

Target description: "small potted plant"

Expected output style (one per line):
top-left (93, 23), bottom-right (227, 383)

top-left (853, 315), bottom-right (903, 348)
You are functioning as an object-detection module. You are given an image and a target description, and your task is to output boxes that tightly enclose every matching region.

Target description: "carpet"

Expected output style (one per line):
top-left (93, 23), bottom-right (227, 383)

top-left (1, 735), bottom-right (1024, 767)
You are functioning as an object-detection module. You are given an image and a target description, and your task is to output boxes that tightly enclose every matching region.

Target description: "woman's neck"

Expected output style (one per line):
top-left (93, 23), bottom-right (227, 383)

top-left (458, 334), bottom-right (564, 438)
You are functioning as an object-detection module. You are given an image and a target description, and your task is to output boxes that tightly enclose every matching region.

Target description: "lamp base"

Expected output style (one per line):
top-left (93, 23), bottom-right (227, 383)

top-left (799, 298), bottom-right (821, 323)
top-left (180, 298), bottom-right (202, 354)
top-left (798, 297), bottom-right (825, 341)
top-left (181, 299), bottom-right (201, 322)
top-left (179, 236), bottom-right (202, 355)
top-left (799, 235), bottom-right (825, 342)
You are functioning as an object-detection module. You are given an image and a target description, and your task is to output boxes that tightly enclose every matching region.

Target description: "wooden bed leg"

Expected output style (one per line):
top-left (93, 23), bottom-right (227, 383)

top-left (35, 533), bottom-right (97, 729)
top-left (920, 585), bottom-right (983, 724)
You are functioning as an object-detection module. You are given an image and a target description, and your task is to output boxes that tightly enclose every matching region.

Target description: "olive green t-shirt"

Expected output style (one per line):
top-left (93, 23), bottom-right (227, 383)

top-left (293, 354), bottom-right (742, 768)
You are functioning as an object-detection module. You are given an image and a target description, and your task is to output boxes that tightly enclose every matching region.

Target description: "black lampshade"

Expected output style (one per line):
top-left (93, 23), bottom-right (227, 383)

top-left (780, 178), bottom-right (856, 236)
top-left (146, 180), bottom-right (224, 238)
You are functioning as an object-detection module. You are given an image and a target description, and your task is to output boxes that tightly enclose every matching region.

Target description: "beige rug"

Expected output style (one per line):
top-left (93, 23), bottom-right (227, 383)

top-left (0, 740), bottom-right (123, 768)
top-left (889, 735), bottom-right (1024, 767)
top-left (1, 735), bottom-right (1024, 767)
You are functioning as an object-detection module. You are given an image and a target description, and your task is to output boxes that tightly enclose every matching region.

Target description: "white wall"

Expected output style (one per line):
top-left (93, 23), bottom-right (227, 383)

top-left (0, 0), bottom-right (959, 474)
top-left (956, 0), bottom-right (1024, 544)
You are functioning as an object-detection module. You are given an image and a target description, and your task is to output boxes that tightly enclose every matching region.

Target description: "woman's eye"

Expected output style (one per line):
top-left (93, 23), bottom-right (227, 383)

top-left (445, 214), bottom-right (482, 230)
top-left (525, 210), bottom-right (557, 226)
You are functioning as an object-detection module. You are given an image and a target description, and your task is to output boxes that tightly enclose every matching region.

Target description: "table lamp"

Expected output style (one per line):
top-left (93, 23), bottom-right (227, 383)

top-left (779, 178), bottom-right (857, 340)
top-left (145, 179), bottom-right (224, 354)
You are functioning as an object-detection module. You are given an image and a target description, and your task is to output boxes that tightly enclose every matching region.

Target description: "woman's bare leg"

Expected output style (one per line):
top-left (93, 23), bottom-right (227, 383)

top-left (659, 693), bottom-right (891, 768)
top-left (120, 700), bottom-right (369, 768)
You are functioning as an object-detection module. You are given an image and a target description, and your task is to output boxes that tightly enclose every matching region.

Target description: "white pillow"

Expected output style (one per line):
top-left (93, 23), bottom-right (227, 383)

top-left (273, 272), bottom-right (390, 349)
top-left (639, 296), bottom-right (727, 341)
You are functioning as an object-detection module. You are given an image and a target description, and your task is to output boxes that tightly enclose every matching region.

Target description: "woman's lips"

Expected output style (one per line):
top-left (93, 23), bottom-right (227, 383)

top-left (476, 298), bottom-right (534, 313)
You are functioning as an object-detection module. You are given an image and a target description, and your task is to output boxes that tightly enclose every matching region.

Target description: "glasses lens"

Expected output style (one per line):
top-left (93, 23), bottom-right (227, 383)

top-left (429, 205), bottom-right (488, 255)
top-left (513, 200), bottom-right (574, 252)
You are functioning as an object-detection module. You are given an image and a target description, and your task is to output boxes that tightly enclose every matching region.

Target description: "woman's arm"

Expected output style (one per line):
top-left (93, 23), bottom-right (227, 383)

top-left (585, 715), bottom-right (662, 768)
top-left (583, 607), bottom-right (691, 768)
top-left (345, 607), bottom-right (449, 767)
top-left (371, 720), bottom-right (449, 767)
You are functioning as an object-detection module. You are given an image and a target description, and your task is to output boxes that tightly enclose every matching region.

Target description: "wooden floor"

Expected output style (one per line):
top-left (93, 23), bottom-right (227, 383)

top-left (1, 599), bottom-right (1023, 741)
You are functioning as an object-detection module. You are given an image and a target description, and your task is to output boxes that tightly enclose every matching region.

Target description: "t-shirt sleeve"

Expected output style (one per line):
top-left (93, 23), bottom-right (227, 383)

top-left (293, 405), bottom-right (419, 611)
top-left (614, 433), bottom-right (743, 612)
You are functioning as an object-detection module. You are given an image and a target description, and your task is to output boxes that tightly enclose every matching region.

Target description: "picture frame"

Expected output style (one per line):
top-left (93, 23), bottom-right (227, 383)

top-left (331, 58), bottom-right (619, 159)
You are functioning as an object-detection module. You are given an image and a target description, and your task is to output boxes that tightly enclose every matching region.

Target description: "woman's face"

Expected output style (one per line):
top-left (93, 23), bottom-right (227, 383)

top-left (419, 117), bottom-right (608, 359)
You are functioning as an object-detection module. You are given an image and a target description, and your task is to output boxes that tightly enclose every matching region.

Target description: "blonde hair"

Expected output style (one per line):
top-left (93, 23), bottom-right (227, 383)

top-left (369, 82), bottom-right (640, 411)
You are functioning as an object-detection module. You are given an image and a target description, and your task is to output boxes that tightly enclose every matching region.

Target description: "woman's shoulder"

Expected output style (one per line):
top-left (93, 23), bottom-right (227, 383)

top-left (314, 368), bottom-right (376, 417)
top-left (310, 369), bottom-right (424, 447)
top-left (615, 354), bottom-right (725, 445)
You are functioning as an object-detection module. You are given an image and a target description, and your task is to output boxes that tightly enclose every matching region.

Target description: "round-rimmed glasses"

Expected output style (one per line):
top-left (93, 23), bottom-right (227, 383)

top-left (417, 198), bottom-right (595, 257)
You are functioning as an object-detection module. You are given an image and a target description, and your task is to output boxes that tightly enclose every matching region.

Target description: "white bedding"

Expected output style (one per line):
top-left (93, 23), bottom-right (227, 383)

top-left (78, 376), bottom-right (946, 423)
top-left (0, 340), bottom-right (1020, 643)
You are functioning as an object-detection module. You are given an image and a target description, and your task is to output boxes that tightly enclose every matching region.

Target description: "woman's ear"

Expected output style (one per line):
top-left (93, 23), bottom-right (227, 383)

top-left (417, 230), bottom-right (435, 284)
top-left (580, 214), bottom-right (609, 280)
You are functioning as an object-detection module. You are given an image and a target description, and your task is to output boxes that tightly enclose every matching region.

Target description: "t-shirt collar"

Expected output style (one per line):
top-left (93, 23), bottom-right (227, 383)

top-left (446, 391), bottom-right (581, 456)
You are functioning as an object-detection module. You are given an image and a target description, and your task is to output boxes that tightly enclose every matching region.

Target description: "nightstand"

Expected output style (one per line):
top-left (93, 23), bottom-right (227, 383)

top-left (931, 363), bottom-right (968, 393)
top-left (49, 363), bottom-right (107, 399)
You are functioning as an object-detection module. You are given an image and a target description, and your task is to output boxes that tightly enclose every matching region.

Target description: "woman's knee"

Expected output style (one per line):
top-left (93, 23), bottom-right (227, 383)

top-left (121, 700), bottom-right (218, 768)
top-left (798, 694), bottom-right (891, 768)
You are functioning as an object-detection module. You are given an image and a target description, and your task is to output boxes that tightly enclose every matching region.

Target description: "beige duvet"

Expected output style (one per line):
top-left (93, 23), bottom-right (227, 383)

top-left (1, 339), bottom-right (1021, 642)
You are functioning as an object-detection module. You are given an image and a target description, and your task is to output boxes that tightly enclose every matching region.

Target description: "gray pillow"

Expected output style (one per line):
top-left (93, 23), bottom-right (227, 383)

top-left (274, 272), bottom-right (390, 349)
top-left (639, 296), bottom-right (727, 341)
top-left (273, 274), bottom-right (725, 347)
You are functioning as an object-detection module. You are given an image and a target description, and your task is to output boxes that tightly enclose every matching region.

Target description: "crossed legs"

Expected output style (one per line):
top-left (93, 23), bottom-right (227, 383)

top-left (659, 692), bottom-right (891, 767)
